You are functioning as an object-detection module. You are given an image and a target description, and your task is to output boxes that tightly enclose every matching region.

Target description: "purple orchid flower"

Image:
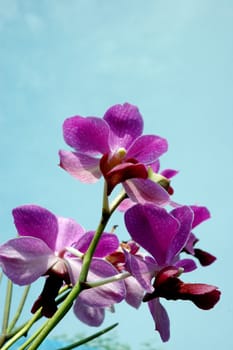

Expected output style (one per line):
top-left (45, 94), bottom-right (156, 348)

top-left (0, 205), bottom-right (125, 322)
top-left (59, 103), bottom-right (169, 206)
top-left (124, 203), bottom-right (220, 341)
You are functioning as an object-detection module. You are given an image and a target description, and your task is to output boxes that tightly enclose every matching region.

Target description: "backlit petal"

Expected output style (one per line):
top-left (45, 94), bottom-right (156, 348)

top-left (59, 150), bottom-right (101, 183)
top-left (0, 237), bottom-right (56, 285)
top-left (75, 231), bottom-right (119, 257)
top-left (73, 299), bottom-right (105, 326)
top-left (123, 178), bottom-right (170, 206)
top-left (55, 217), bottom-right (85, 252)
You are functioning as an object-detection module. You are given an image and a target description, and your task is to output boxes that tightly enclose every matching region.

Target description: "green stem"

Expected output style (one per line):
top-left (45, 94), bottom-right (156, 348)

top-left (7, 285), bottom-right (31, 333)
top-left (26, 184), bottom-right (126, 350)
top-left (0, 280), bottom-right (13, 347)
top-left (57, 322), bottom-right (118, 350)
top-left (2, 285), bottom-right (71, 349)
top-left (0, 309), bottom-right (42, 350)
top-left (17, 287), bottom-right (71, 350)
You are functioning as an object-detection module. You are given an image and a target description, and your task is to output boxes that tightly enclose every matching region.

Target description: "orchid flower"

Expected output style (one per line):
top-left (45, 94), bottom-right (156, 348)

top-left (59, 103), bottom-right (170, 206)
top-left (0, 205), bottom-right (125, 324)
top-left (124, 203), bottom-right (220, 341)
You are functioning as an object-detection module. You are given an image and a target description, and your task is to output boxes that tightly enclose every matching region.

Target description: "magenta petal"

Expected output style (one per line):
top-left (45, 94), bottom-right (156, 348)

top-left (55, 217), bottom-right (85, 252)
top-left (0, 237), bottom-right (56, 285)
top-left (125, 204), bottom-right (180, 265)
top-left (75, 231), bottom-right (119, 257)
top-left (167, 206), bottom-right (194, 262)
top-left (127, 135), bottom-right (168, 164)
top-left (63, 116), bottom-right (110, 155)
top-left (124, 251), bottom-right (154, 293)
top-left (103, 103), bottom-right (143, 150)
top-left (123, 178), bottom-right (170, 206)
top-left (64, 258), bottom-right (82, 286)
top-left (12, 205), bottom-right (58, 251)
top-left (81, 259), bottom-right (126, 307)
top-left (125, 276), bottom-right (144, 309)
top-left (118, 198), bottom-right (135, 212)
top-left (148, 299), bottom-right (170, 342)
top-left (73, 298), bottom-right (105, 326)
top-left (59, 150), bottom-right (101, 183)
top-left (175, 258), bottom-right (197, 272)
top-left (190, 205), bottom-right (211, 228)
top-left (161, 168), bottom-right (179, 179)
top-left (184, 232), bottom-right (197, 255)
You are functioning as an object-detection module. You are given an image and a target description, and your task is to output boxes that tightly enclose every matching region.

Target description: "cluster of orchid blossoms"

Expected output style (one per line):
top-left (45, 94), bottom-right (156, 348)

top-left (0, 103), bottom-right (220, 348)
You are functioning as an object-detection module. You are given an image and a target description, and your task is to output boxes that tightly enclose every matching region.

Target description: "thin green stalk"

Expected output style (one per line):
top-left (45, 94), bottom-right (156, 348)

top-left (109, 189), bottom-right (127, 213)
top-left (18, 287), bottom-right (71, 350)
top-left (57, 322), bottom-right (118, 350)
top-left (0, 309), bottom-right (42, 350)
top-left (3, 285), bottom-right (71, 348)
top-left (0, 280), bottom-right (13, 347)
top-left (27, 184), bottom-right (126, 350)
top-left (7, 285), bottom-right (31, 333)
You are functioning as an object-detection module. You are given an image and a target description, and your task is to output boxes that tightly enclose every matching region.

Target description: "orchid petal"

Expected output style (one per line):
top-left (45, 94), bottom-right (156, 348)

top-left (124, 250), bottom-right (154, 293)
top-left (118, 198), bottom-right (135, 212)
top-left (184, 233), bottom-right (197, 255)
top-left (63, 116), bottom-right (110, 155)
top-left (80, 259), bottom-right (126, 307)
top-left (12, 205), bottom-right (58, 251)
top-left (125, 204), bottom-right (180, 265)
top-left (194, 248), bottom-right (216, 266)
top-left (166, 206), bottom-right (194, 262)
top-left (148, 299), bottom-right (170, 342)
top-left (75, 231), bottom-right (119, 257)
top-left (160, 168), bottom-right (179, 179)
top-left (175, 258), bottom-right (197, 272)
top-left (59, 150), bottom-right (101, 183)
top-left (152, 267), bottom-right (221, 310)
top-left (123, 178), bottom-right (170, 206)
top-left (124, 276), bottom-right (144, 309)
top-left (0, 237), bottom-right (56, 285)
top-left (190, 205), bottom-right (211, 228)
top-left (103, 103), bottom-right (143, 150)
top-left (69, 258), bottom-right (125, 307)
top-left (127, 135), bottom-right (168, 164)
top-left (179, 283), bottom-right (221, 310)
top-left (73, 299), bottom-right (105, 326)
top-left (55, 217), bottom-right (85, 252)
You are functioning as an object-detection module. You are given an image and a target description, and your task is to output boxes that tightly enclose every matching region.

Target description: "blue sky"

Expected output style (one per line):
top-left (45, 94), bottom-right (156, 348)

top-left (0, 1), bottom-right (233, 349)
